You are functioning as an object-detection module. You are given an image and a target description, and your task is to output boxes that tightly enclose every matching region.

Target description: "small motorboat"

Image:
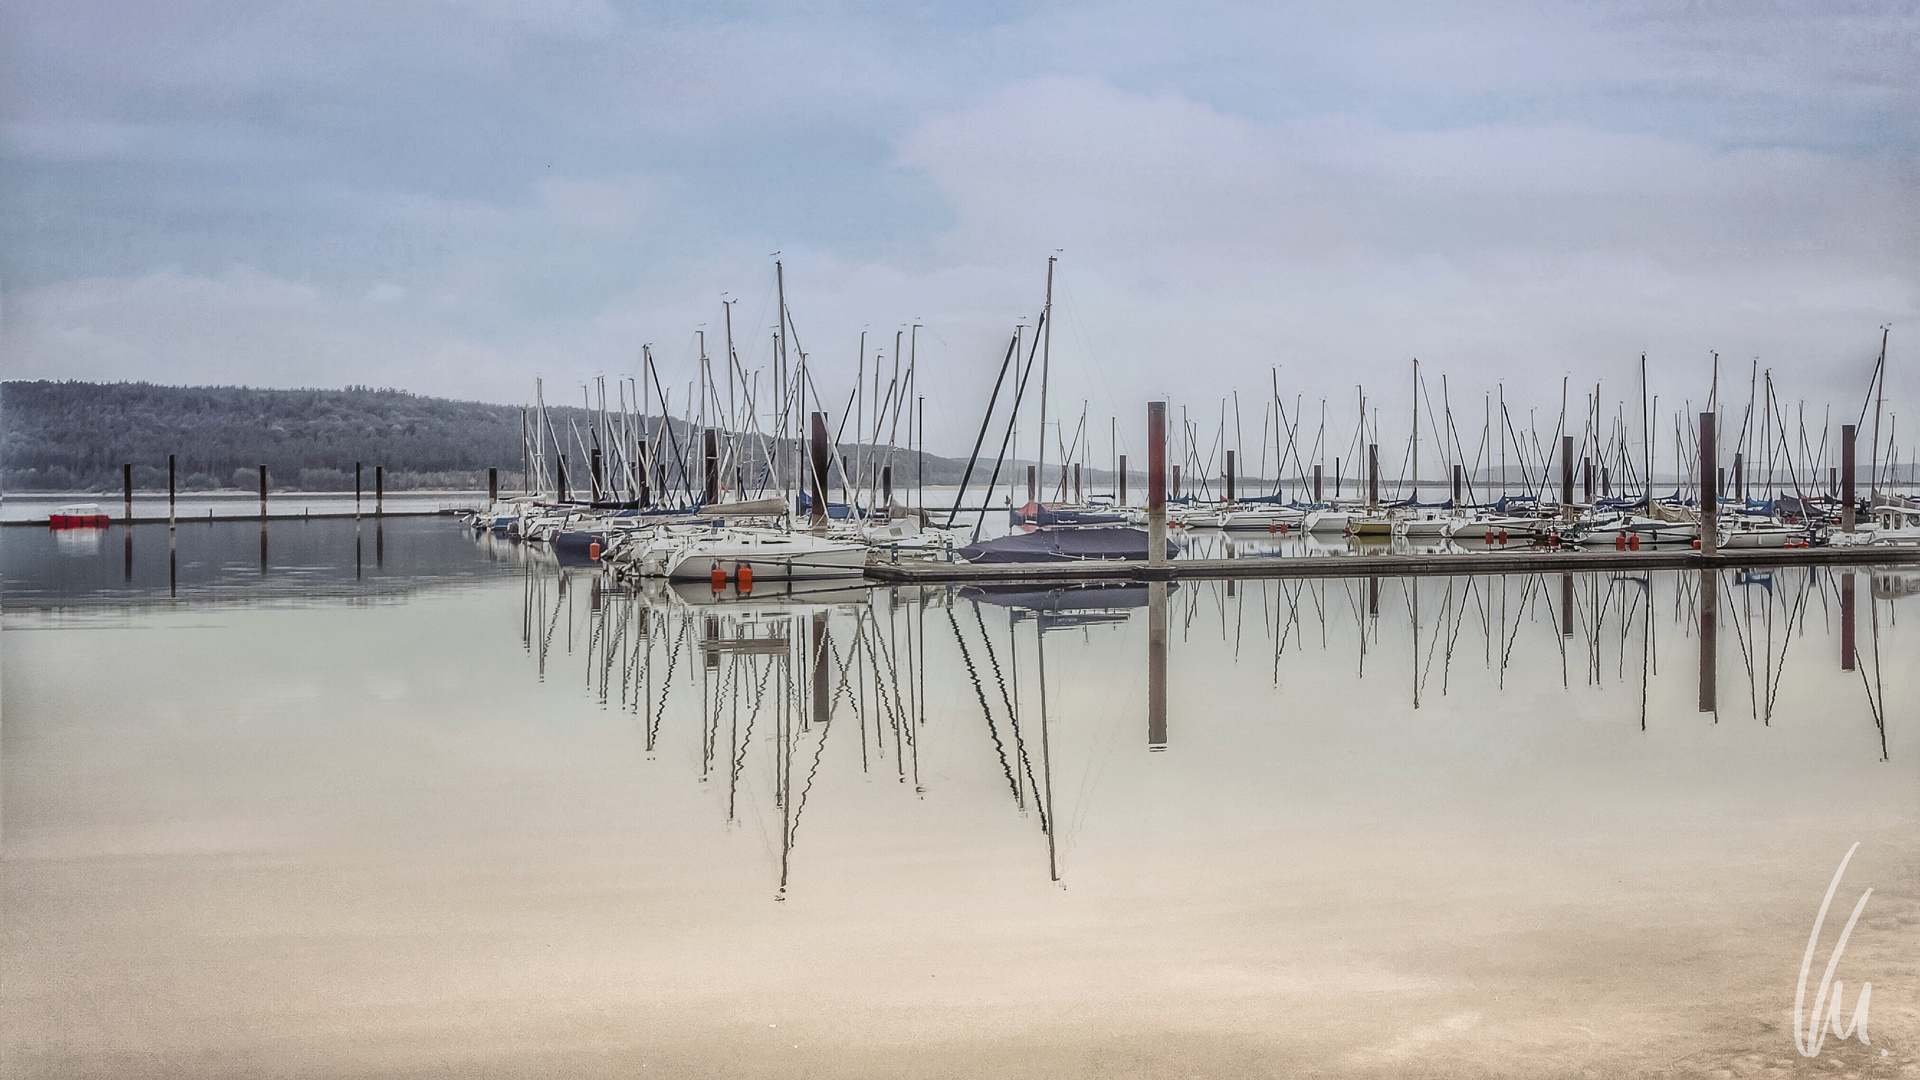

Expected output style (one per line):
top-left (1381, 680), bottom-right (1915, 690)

top-left (1394, 512), bottom-right (1459, 538)
top-left (1302, 508), bottom-right (1352, 534)
top-left (49, 502), bottom-right (111, 529)
top-left (1219, 505), bottom-right (1306, 531)
top-left (1349, 513), bottom-right (1393, 537)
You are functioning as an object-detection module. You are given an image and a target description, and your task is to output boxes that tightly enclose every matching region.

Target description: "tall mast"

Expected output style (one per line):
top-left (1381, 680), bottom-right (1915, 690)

top-left (1871, 325), bottom-right (1889, 503)
top-left (1640, 354), bottom-right (1651, 507)
top-left (775, 259), bottom-right (791, 498)
top-left (1411, 357), bottom-right (1419, 502)
top-left (1037, 256), bottom-right (1055, 506)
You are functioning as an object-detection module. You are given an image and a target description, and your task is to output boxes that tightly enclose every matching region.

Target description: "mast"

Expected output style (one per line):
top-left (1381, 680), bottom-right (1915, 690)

top-left (776, 259), bottom-right (791, 501)
top-left (1641, 354), bottom-right (1651, 508)
top-left (1870, 325), bottom-right (1888, 503)
top-left (1037, 256), bottom-right (1055, 508)
top-left (1411, 358), bottom-right (1419, 502)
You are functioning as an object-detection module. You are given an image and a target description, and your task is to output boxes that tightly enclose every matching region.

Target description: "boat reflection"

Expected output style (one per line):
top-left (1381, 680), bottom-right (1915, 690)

top-left (514, 556), bottom-right (1907, 897)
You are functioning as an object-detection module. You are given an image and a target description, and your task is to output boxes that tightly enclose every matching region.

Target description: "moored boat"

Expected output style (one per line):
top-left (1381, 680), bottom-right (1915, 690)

top-left (663, 528), bottom-right (869, 581)
top-left (49, 502), bottom-right (110, 529)
top-left (957, 526), bottom-right (1176, 564)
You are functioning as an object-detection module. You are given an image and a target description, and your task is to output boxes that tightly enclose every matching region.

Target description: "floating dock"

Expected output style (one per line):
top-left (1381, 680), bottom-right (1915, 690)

top-left (0, 509), bottom-right (466, 527)
top-left (865, 545), bottom-right (1920, 584)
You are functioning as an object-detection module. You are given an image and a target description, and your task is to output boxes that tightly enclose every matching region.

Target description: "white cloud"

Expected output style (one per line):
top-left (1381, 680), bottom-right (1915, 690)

top-left (888, 75), bottom-right (1916, 420)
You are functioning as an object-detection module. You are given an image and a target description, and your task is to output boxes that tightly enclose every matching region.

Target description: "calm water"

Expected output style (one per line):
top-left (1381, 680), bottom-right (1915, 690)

top-left (4, 519), bottom-right (1916, 1077)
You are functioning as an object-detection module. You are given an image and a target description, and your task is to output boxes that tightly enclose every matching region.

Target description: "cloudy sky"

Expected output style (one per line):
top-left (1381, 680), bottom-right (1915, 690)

top-left (2, 1), bottom-right (1914, 456)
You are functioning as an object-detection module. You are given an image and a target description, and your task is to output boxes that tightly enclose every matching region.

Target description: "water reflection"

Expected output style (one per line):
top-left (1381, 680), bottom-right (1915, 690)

top-left (1, 517), bottom-right (514, 609)
top-left (513, 553), bottom-right (1910, 897)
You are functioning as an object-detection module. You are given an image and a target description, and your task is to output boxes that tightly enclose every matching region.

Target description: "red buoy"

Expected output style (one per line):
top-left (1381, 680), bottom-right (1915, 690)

top-left (1691, 538), bottom-right (1701, 549)
top-left (710, 562), bottom-right (726, 590)
top-left (588, 540), bottom-right (601, 560)
top-left (1614, 534), bottom-right (1626, 550)
top-left (1628, 535), bottom-right (1640, 551)
top-left (736, 563), bottom-right (754, 591)
top-left (1279, 522), bottom-right (1289, 534)
top-left (1498, 529), bottom-right (1508, 544)
top-left (1484, 530), bottom-right (1495, 544)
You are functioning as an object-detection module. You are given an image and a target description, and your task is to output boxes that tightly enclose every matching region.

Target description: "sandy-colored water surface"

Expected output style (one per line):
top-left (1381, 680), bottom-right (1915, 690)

top-left (4, 525), bottom-right (1916, 1077)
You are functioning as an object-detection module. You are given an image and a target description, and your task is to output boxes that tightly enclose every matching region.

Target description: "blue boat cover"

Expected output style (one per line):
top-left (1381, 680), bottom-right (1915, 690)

top-left (958, 526), bottom-right (1177, 563)
top-left (1009, 501), bottom-right (1127, 527)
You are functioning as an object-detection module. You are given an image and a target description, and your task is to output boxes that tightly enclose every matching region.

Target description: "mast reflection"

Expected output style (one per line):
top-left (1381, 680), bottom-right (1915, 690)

top-left (504, 547), bottom-right (1907, 897)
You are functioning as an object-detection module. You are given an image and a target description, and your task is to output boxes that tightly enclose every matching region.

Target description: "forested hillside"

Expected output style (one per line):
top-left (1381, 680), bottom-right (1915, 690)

top-left (1, 382), bottom-right (534, 491)
top-left (0, 381), bottom-right (1000, 494)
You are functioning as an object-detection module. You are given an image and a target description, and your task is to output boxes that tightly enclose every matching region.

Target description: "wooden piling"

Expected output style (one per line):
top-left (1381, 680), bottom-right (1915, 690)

top-left (1699, 413), bottom-right (1717, 555)
top-left (375, 465), bottom-right (384, 517)
top-left (168, 454), bottom-right (177, 529)
top-left (1118, 455), bottom-right (1128, 505)
top-left (123, 463), bottom-right (133, 523)
top-left (591, 447), bottom-right (603, 502)
top-left (1027, 465), bottom-right (1037, 503)
top-left (355, 462), bottom-right (363, 520)
top-left (1073, 462), bottom-right (1081, 504)
top-left (1451, 463), bottom-right (1462, 507)
top-left (1367, 444), bottom-right (1379, 510)
top-left (809, 412), bottom-right (830, 530)
top-left (702, 430), bottom-right (718, 504)
top-left (1561, 435), bottom-right (1574, 518)
top-left (882, 465), bottom-right (893, 507)
top-left (488, 467), bottom-right (498, 503)
top-left (259, 464), bottom-right (267, 521)
top-left (1314, 463), bottom-right (1324, 504)
top-left (1147, 402), bottom-right (1168, 571)
top-left (1841, 424), bottom-right (1857, 532)
top-left (1224, 450), bottom-right (1235, 502)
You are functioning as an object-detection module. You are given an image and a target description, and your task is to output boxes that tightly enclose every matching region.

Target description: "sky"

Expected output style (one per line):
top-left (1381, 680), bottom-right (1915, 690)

top-left (2, 1), bottom-right (1916, 459)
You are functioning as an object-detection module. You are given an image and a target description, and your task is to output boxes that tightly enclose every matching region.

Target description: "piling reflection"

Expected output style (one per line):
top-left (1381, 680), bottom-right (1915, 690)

top-left (511, 557), bottom-right (1911, 897)
top-left (1699, 568), bottom-right (1717, 715)
top-left (1, 517), bottom-right (519, 608)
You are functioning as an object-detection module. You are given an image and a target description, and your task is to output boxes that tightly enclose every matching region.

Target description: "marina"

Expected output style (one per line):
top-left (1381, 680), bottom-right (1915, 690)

top-left (3, 515), bottom-right (1915, 1076)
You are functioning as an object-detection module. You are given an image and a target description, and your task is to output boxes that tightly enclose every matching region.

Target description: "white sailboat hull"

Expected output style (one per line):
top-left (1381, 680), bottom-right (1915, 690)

top-left (664, 532), bottom-right (869, 581)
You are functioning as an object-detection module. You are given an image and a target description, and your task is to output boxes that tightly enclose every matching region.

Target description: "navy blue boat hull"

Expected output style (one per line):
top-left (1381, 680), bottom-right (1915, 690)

top-left (958, 526), bottom-right (1176, 564)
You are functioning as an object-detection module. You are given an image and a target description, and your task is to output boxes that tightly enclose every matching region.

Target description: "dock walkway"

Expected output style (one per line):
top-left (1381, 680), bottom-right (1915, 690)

top-left (865, 545), bottom-right (1920, 584)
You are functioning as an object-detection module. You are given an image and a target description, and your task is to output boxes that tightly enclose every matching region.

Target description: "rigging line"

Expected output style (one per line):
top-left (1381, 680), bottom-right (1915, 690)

top-left (973, 601), bottom-right (1030, 809)
top-left (996, 607), bottom-right (1049, 832)
top-left (950, 604), bottom-right (1020, 800)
